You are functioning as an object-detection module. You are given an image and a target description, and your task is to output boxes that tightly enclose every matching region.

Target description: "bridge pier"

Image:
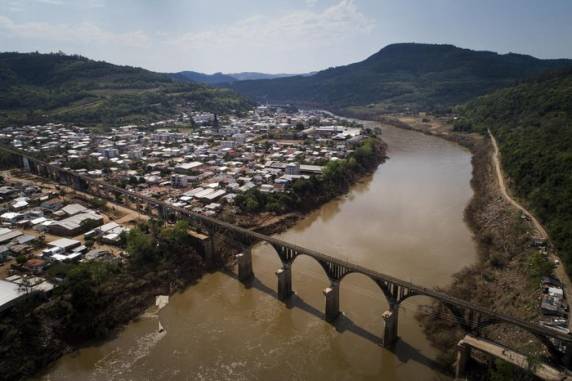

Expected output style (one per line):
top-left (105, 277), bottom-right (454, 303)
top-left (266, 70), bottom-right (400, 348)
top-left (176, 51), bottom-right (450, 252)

top-left (237, 247), bottom-right (254, 282)
top-left (382, 304), bottom-right (399, 348)
top-left (204, 228), bottom-right (216, 268)
top-left (22, 156), bottom-right (30, 171)
top-left (73, 176), bottom-right (83, 191)
top-left (276, 264), bottom-right (292, 300)
top-left (455, 340), bottom-right (471, 379)
top-left (562, 342), bottom-right (572, 369)
top-left (323, 280), bottom-right (340, 323)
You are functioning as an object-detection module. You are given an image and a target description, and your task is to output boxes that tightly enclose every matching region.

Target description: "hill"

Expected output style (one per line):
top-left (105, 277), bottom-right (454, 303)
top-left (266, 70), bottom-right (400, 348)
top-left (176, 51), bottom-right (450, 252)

top-left (0, 52), bottom-right (253, 127)
top-left (173, 71), bottom-right (237, 85)
top-left (228, 43), bottom-right (572, 113)
top-left (455, 68), bottom-right (572, 273)
top-left (227, 72), bottom-right (304, 81)
top-left (172, 71), bottom-right (303, 84)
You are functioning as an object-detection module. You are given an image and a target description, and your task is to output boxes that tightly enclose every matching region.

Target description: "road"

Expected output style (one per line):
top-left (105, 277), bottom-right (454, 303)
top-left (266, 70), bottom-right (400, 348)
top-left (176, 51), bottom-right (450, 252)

top-left (488, 130), bottom-right (549, 240)
top-left (489, 130), bottom-right (572, 331)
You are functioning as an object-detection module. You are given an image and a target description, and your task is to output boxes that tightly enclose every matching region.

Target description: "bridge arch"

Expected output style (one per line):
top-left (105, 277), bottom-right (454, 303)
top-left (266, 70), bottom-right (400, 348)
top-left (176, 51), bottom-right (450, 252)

top-left (394, 293), bottom-right (481, 331)
top-left (288, 251), bottom-right (334, 282)
top-left (338, 270), bottom-right (393, 306)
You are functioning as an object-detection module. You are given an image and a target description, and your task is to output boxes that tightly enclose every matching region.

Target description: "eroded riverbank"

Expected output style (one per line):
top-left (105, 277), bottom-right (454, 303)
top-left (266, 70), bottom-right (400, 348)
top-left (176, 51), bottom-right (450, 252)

top-left (378, 115), bottom-right (553, 372)
top-left (33, 122), bottom-right (478, 380)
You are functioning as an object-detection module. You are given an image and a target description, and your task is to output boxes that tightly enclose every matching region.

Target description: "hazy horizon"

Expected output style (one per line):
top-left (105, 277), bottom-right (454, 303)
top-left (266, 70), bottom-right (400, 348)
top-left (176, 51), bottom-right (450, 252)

top-left (1, 0), bottom-right (572, 74)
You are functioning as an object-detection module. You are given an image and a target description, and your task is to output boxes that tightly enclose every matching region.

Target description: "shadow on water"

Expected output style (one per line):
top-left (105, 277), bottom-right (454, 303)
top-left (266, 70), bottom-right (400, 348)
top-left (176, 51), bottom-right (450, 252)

top-left (220, 270), bottom-right (447, 374)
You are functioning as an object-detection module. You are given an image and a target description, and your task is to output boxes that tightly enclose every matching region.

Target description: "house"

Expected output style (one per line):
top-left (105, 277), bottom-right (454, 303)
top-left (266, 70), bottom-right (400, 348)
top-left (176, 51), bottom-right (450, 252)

top-left (0, 229), bottom-right (23, 245)
top-left (0, 246), bottom-right (9, 263)
top-left (85, 221), bottom-right (127, 243)
top-left (285, 163), bottom-right (300, 175)
top-left (23, 258), bottom-right (47, 274)
top-left (299, 164), bottom-right (323, 175)
top-left (0, 280), bottom-right (27, 312)
top-left (175, 162), bottom-right (203, 174)
top-left (1, 212), bottom-right (22, 224)
top-left (48, 212), bottom-right (103, 236)
top-left (61, 203), bottom-right (88, 216)
top-left (48, 238), bottom-right (81, 252)
top-left (171, 174), bottom-right (188, 188)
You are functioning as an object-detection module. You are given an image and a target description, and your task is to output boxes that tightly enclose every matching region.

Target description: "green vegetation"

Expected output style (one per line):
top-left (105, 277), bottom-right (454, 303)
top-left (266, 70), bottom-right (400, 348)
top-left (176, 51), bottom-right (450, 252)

top-left (0, 219), bottom-right (204, 380)
top-left (527, 251), bottom-right (556, 283)
top-left (230, 43), bottom-right (572, 113)
top-left (0, 149), bottom-right (19, 169)
top-left (0, 52), bottom-right (253, 127)
top-left (235, 137), bottom-right (385, 214)
top-left (488, 359), bottom-right (537, 381)
top-left (173, 71), bottom-right (237, 85)
top-left (455, 68), bottom-right (572, 276)
top-left (88, 197), bottom-right (108, 210)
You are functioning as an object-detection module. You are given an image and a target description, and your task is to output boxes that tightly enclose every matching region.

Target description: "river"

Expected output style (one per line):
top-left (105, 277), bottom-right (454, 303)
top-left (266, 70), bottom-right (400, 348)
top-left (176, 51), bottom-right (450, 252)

top-left (33, 123), bottom-right (477, 381)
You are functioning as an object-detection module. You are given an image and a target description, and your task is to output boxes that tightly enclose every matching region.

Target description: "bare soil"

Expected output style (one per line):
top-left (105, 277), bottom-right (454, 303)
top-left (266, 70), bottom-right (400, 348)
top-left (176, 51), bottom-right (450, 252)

top-left (377, 115), bottom-right (555, 366)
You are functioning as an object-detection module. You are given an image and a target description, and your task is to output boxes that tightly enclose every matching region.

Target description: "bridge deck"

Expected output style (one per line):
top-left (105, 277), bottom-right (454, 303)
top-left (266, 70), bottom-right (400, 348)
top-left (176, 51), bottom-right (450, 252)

top-left (3, 144), bottom-right (572, 346)
top-left (461, 335), bottom-right (571, 381)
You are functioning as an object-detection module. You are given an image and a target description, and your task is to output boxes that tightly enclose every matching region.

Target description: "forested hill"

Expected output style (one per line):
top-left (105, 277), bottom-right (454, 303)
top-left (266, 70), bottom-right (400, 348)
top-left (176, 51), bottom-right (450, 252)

top-left (0, 52), bottom-right (253, 127)
top-left (228, 43), bottom-right (572, 113)
top-left (455, 69), bottom-right (572, 273)
top-left (171, 71), bottom-right (303, 84)
top-left (172, 71), bottom-right (237, 85)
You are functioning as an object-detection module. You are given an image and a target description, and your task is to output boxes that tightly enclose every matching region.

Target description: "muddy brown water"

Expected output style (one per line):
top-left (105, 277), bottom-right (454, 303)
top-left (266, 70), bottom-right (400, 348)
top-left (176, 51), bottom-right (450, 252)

top-left (33, 123), bottom-right (477, 381)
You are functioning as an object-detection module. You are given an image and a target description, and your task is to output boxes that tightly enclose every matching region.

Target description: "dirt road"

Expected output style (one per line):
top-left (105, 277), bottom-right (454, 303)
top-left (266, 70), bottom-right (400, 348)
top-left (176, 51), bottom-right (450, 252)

top-left (488, 130), bottom-right (549, 240)
top-left (489, 130), bottom-right (572, 330)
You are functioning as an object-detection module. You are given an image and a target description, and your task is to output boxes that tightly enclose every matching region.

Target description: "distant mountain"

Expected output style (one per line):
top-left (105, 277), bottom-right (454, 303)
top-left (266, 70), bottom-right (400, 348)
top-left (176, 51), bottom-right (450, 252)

top-left (0, 52), bottom-right (253, 126)
top-left (227, 72), bottom-right (303, 81)
top-left (173, 71), bottom-right (237, 85)
top-left (172, 71), bottom-right (308, 85)
top-left (456, 68), bottom-right (572, 274)
top-left (228, 43), bottom-right (572, 113)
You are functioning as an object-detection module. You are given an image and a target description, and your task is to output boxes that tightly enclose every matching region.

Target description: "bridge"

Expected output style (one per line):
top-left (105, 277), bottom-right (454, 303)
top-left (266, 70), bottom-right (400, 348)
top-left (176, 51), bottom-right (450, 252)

top-left (2, 144), bottom-right (572, 375)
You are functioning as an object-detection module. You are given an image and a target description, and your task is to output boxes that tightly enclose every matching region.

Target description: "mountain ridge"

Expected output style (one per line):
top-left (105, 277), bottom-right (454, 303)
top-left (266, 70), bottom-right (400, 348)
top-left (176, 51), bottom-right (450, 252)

top-left (455, 67), bottom-right (572, 274)
top-left (172, 71), bottom-right (306, 84)
top-left (227, 43), bottom-right (572, 113)
top-left (0, 52), bottom-right (253, 126)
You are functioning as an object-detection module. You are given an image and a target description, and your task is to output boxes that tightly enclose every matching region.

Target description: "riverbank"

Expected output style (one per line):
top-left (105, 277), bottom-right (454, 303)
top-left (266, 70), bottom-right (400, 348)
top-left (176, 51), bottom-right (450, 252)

top-left (0, 220), bottom-right (205, 381)
top-left (372, 114), bottom-right (548, 369)
top-left (0, 135), bottom-right (388, 381)
top-left (233, 136), bottom-right (388, 236)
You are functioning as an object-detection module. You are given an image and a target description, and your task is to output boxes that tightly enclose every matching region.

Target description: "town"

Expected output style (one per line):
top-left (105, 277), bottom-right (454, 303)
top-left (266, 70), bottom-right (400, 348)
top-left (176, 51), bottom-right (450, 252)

top-left (1, 106), bottom-right (368, 218)
top-left (0, 106), bottom-right (375, 313)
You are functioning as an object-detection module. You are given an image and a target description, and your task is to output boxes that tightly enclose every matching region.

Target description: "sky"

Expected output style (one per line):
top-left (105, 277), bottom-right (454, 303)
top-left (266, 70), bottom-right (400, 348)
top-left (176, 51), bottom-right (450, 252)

top-left (1, 0), bottom-right (571, 74)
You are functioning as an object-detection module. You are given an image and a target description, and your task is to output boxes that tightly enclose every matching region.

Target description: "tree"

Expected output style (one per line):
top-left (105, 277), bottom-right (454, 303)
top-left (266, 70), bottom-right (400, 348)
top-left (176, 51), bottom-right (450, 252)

top-left (80, 218), bottom-right (101, 232)
top-left (126, 227), bottom-right (157, 265)
top-left (528, 252), bottom-right (555, 282)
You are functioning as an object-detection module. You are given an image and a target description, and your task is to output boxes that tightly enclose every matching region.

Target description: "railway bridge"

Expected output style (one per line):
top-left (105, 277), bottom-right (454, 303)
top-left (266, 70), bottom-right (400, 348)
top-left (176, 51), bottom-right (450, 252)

top-left (3, 145), bottom-right (572, 375)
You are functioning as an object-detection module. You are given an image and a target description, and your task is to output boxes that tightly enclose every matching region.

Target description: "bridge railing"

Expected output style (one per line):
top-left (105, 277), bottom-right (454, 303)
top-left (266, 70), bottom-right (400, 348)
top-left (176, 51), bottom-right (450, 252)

top-left (2, 144), bottom-right (571, 345)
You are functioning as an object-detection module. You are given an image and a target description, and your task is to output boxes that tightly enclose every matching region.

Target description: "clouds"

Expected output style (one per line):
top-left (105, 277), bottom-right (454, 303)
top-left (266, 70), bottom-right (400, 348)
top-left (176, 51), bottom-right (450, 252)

top-left (5, 0), bottom-right (104, 8)
top-left (169, 0), bottom-right (375, 71)
top-left (0, 0), bottom-right (375, 72)
top-left (0, 16), bottom-right (149, 48)
top-left (176, 0), bottom-right (374, 49)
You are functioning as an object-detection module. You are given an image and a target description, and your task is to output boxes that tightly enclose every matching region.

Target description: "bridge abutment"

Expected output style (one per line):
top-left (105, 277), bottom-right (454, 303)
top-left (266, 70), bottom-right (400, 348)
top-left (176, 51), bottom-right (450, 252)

top-left (323, 280), bottom-right (340, 323)
top-left (276, 265), bottom-right (292, 300)
top-left (237, 247), bottom-right (254, 282)
top-left (455, 340), bottom-right (471, 379)
top-left (382, 304), bottom-right (399, 348)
